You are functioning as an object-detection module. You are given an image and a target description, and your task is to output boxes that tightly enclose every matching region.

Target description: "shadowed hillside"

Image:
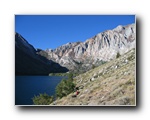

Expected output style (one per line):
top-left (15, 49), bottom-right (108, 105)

top-left (15, 33), bottom-right (68, 75)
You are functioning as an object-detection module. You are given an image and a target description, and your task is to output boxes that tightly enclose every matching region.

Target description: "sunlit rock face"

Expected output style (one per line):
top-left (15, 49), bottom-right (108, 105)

top-left (43, 24), bottom-right (136, 72)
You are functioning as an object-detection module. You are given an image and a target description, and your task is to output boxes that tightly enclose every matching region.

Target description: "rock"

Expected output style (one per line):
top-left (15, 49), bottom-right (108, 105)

top-left (79, 79), bottom-right (83, 83)
top-left (91, 77), bottom-right (95, 81)
top-left (79, 94), bottom-right (85, 99)
top-left (124, 72), bottom-right (128, 75)
top-left (93, 73), bottom-right (97, 78)
top-left (101, 96), bottom-right (105, 100)
top-left (93, 73), bottom-right (97, 77)
top-left (125, 59), bottom-right (128, 63)
top-left (115, 65), bottom-right (118, 69)
top-left (111, 66), bottom-right (114, 69)
top-left (84, 89), bottom-right (89, 93)
top-left (83, 83), bottom-right (87, 86)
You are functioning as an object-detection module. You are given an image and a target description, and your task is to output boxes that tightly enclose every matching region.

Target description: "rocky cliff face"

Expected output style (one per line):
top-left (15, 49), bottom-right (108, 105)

top-left (42, 24), bottom-right (135, 73)
top-left (15, 33), bottom-right (68, 75)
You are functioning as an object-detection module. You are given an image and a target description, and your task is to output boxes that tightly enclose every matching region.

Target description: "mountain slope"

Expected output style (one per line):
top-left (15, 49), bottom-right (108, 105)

top-left (52, 48), bottom-right (135, 105)
top-left (15, 33), bottom-right (68, 75)
top-left (43, 24), bottom-right (135, 73)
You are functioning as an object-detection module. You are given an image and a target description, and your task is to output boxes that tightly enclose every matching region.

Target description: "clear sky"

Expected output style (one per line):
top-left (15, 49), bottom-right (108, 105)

top-left (15, 15), bottom-right (135, 50)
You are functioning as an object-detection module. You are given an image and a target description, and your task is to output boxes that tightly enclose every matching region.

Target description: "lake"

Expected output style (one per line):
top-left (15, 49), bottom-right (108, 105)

top-left (15, 76), bottom-right (67, 105)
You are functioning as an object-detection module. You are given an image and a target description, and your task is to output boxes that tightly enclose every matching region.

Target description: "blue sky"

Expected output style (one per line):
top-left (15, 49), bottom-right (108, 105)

top-left (15, 15), bottom-right (135, 50)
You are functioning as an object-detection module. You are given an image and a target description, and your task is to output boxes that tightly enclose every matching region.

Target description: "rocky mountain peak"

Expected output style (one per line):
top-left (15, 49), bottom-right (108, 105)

top-left (38, 23), bottom-right (136, 73)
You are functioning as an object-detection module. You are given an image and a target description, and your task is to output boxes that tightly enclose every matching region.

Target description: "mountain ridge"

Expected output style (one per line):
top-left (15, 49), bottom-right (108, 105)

top-left (39, 23), bottom-right (135, 73)
top-left (15, 33), bottom-right (68, 75)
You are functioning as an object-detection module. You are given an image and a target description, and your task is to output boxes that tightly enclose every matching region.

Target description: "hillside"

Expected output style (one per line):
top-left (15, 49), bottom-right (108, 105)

top-left (52, 48), bottom-right (135, 105)
top-left (15, 33), bottom-right (68, 75)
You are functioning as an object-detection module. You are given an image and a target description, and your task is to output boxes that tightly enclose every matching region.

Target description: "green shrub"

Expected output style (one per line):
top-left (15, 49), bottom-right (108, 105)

top-left (56, 78), bottom-right (75, 98)
top-left (127, 55), bottom-right (134, 61)
top-left (32, 93), bottom-right (53, 105)
top-left (116, 52), bottom-right (121, 58)
top-left (92, 64), bottom-right (96, 69)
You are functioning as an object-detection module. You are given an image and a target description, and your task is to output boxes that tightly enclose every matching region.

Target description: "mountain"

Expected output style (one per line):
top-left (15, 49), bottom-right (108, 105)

top-left (15, 33), bottom-right (68, 75)
top-left (15, 23), bottom-right (136, 75)
top-left (41, 24), bottom-right (135, 73)
top-left (52, 48), bottom-right (135, 105)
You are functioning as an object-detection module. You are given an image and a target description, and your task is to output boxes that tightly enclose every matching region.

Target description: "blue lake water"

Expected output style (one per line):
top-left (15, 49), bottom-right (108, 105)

top-left (15, 76), bottom-right (67, 105)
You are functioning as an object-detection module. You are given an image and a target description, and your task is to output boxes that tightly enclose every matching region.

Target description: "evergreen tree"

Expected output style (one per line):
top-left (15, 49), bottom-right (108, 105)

top-left (56, 78), bottom-right (75, 98)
